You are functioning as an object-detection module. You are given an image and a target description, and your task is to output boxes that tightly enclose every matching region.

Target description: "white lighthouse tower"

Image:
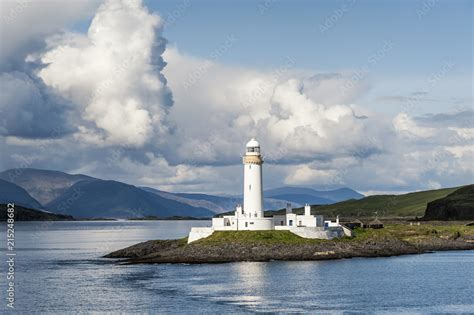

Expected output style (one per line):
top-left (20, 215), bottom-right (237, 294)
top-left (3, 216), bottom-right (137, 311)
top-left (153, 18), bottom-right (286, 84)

top-left (243, 138), bottom-right (264, 219)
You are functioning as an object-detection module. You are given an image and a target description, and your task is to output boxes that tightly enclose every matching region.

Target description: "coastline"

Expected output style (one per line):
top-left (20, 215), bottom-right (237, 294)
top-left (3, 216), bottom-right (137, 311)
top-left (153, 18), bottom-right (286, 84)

top-left (104, 224), bottom-right (474, 264)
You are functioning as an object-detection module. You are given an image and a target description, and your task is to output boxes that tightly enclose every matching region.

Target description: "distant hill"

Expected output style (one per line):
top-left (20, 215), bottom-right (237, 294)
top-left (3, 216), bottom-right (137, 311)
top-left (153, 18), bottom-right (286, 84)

top-left (285, 186), bottom-right (463, 218)
top-left (423, 185), bottom-right (474, 220)
top-left (0, 179), bottom-right (43, 209)
top-left (268, 194), bottom-right (334, 205)
top-left (264, 186), bottom-right (364, 204)
top-left (176, 192), bottom-right (241, 209)
top-left (46, 179), bottom-right (214, 219)
top-left (0, 168), bottom-right (365, 219)
top-left (146, 188), bottom-right (240, 213)
top-left (1, 203), bottom-right (73, 221)
top-left (0, 168), bottom-right (93, 205)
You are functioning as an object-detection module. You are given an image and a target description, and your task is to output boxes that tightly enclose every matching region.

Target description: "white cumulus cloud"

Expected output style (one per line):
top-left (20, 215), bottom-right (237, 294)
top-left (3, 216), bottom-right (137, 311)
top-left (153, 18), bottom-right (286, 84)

top-left (38, 0), bottom-right (173, 147)
top-left (162, 47), bottom-right (386, 166)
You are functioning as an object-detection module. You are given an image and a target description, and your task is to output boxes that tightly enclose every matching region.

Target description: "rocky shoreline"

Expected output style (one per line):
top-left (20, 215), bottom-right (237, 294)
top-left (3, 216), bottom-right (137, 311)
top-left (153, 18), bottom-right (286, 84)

top-left (104, 225), bottom-right (474, 264)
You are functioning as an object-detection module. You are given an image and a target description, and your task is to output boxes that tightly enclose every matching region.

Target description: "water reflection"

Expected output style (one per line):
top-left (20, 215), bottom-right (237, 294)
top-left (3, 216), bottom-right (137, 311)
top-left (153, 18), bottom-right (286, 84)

top-left (229, 262), bottom-right (266, 307)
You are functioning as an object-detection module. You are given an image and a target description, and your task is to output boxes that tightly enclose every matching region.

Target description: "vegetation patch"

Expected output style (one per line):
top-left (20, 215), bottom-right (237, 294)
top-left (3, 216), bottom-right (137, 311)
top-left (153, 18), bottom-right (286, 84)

top-left (347, 224), bottom-right (474, 243)
top-left (193, 230), bottom-right (323, 245)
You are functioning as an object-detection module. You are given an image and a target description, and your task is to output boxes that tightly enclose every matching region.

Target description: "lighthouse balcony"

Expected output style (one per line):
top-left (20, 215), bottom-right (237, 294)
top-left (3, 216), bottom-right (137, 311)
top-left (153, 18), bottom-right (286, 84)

top-left (242, 155), bottom-right (263, 164)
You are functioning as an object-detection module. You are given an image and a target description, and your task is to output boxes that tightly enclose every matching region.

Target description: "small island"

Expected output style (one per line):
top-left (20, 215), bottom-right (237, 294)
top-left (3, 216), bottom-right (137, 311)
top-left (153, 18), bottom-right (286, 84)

top-left (105, 223), bottom-right (474, 264)
top-left (105, 141), bottom-right (474, 264)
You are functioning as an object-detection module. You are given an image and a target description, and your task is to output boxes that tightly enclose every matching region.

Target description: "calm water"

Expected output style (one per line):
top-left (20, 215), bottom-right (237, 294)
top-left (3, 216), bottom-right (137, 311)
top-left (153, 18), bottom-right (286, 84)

top-left (1, 221), bottom-right (473, 314)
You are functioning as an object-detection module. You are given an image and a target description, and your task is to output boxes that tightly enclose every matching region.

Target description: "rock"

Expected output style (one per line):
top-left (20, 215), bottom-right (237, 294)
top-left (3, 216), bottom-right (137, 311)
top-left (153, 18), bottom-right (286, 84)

top-left (104, 232), bottom-right (474, 264)
top-left (423, 185), bottom-right (474, 220)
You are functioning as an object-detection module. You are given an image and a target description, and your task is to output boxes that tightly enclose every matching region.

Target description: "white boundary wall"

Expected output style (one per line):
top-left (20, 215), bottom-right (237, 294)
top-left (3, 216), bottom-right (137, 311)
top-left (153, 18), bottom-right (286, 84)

top-left (188, 227), bottom-right (214, 243)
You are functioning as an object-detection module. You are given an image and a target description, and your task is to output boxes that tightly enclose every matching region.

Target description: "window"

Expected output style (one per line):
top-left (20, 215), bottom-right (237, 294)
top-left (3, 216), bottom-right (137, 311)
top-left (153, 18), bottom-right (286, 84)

top-left (250, 222), bottom-right (254, 225)
top-left (280, 221), bottom-right (284, 226)
top-left (249, 184), bottom-right (251, 190)
top-left (299, 221), bottom-right (302, 226)
top-left (289, 220), bottom-right (293, 226)
top-left (246, 147), bottom-right (260, 153)
top-left (249, 164), bottom-right (251, 169)
top-left (245, 222), bottom-right (248, 227)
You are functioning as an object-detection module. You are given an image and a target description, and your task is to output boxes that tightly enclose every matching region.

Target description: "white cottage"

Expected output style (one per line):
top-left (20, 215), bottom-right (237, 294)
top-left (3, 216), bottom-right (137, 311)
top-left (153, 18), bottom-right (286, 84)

top-left (188, 139), bottom-right (346, 243)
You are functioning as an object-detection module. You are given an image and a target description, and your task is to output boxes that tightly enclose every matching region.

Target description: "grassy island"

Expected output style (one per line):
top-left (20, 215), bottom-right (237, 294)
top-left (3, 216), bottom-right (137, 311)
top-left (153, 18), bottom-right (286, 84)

top-left (105, 222), bottom-right (474, 264)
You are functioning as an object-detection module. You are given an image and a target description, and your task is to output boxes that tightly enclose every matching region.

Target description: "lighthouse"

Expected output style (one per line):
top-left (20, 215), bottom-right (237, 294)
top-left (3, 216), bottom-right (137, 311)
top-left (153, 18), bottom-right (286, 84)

top-left (187, 137), bottom-right (346, 243)
top-left (243, 138), bottom-right (264, 218)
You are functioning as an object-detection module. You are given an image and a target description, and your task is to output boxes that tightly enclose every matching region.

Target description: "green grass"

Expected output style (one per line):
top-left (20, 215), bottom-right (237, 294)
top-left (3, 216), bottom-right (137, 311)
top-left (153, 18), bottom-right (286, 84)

top-left (195, 230), bottom-right (322, 245)
top-left (347, 223), bottom-right (474, 242)
top-left (288, 186), bottom-right (463, 218)
top-left (192, 224), bottom-right (474, 246)
top-left (177, 237), bottom-right (189, 246)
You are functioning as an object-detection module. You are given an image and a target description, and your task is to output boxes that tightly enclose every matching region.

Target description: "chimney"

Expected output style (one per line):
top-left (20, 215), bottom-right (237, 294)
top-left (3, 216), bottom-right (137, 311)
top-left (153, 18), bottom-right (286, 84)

top-left (304, 204), bottom-right (311, 216)
top-left (235, 205), bottom-right (243, 217)
top-left (286, 203), bottom-right (292, 214)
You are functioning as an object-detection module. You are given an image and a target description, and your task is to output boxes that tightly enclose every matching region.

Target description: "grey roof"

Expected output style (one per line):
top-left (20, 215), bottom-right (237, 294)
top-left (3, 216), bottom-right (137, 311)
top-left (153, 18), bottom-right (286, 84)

top-left (369, 218), bottom-right (383, 225)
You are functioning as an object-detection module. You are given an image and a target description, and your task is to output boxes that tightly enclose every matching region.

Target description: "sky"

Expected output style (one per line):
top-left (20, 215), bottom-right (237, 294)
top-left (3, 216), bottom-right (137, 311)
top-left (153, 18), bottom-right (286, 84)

top-left (0, 0), bottom-right (472, 195)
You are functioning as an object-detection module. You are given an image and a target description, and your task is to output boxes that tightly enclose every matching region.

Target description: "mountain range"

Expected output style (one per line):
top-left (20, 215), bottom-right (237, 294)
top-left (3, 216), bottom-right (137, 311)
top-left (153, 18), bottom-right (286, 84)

top-left (0, 168), bottom-right (363, 219)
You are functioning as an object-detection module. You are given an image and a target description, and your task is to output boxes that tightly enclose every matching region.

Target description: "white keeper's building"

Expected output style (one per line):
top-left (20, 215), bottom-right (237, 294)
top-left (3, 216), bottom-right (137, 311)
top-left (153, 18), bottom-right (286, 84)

top-left (188, 138), bottom-right (348, 243)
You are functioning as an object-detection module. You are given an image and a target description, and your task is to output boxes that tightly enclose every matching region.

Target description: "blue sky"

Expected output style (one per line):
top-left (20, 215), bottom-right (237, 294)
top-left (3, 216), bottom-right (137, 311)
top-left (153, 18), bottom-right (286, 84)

top-left (143, 0), bottom-right (471, 71)
top-left (138, 0), bottom-right (472, 115)
top-left (1, 0), bottom-right (472, 194)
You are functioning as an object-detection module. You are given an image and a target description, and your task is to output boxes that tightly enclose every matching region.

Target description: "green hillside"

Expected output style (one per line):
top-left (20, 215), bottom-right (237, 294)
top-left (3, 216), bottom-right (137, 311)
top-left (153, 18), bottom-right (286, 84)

top-left (278, 186), bottom-right (463, 218)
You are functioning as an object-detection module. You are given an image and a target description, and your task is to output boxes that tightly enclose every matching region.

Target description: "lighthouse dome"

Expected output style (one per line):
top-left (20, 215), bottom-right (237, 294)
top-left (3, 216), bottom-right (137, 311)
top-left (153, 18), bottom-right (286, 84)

top-left (246, 138), bottom-right (259, 148)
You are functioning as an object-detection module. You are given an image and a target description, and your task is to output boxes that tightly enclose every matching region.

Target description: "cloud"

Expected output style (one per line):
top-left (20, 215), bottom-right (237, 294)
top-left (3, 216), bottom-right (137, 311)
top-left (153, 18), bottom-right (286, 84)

top-left (0, 0), bottom-right (99, 139)
top-left (284, 165), bottom-right (338, 186)
top-left (37, 0), bottom-right (173, 147)
top-left (162, 47), bottom-right (385, 166)
top-left (0, 0), bottom-right (100, 70)
top-left (393, 110), bottom-right (474, 150)
top-left (0, 71), bottom-right (75, 138)
top-left (415, 110), bottom-right (473, 128)
top-left (376, 95), bottom-right (438, 103)
top-left (449, 128), bottom-right (474, 140)
top-left (393, 112), bottom-right (436, 138)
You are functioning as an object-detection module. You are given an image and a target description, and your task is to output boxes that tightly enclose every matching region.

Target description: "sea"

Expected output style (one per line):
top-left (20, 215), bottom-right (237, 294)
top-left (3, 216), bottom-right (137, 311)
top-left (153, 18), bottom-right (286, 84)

top-left (1, 220), bottom-right (473, 314)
